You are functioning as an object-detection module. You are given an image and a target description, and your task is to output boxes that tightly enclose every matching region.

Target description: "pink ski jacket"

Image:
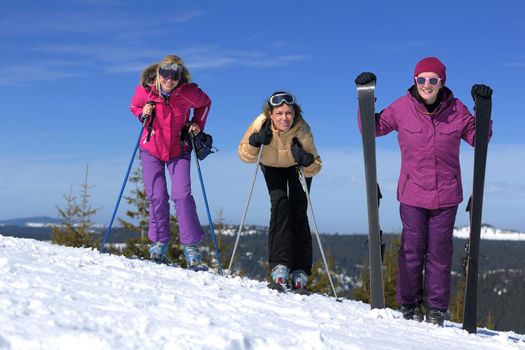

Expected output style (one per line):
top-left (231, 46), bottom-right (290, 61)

top-left (359, 88), bottom-right (492, 210)
top-left (130, 83), bottom-right (211, 161)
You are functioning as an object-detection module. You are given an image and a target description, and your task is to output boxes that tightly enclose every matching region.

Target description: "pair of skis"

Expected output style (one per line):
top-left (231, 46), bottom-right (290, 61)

top-left (356, 80), bottom-right (492, 333)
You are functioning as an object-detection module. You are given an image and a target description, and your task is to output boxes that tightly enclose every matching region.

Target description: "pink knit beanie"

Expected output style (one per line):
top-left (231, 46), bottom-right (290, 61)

top-left (414, 57), bottom-right (446, 84)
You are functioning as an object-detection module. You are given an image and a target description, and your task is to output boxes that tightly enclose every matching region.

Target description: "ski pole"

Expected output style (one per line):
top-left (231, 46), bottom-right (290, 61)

top-left (190, 136), bottom-right (224, 276)
top-left (298, 167), bottom-right (339, 300)
top-left (227, 145), bottom-right (264, 276)
top-left (100, 117), bottom-right (148, 253)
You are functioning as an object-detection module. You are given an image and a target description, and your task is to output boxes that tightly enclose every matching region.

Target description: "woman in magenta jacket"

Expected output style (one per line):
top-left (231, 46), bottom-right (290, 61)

top-left (356, 57), bottom-right (493, 326)
top-left (130, 54), bottom-right (211, 269)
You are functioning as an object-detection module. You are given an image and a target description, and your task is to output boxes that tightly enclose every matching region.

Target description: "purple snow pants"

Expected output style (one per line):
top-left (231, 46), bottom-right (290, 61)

top-left (140, 149), bottom-right (204, 245)
top-left (396, 203), bottom-right (458, 310)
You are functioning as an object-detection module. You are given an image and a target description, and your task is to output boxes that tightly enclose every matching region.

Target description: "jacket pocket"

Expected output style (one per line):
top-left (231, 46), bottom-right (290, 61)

top-left (438, 126), bottom-right (460, 137)
top-left (402, 126), bottom-right (422, 134)
top-left (400, 127), bottom-right (423, 147)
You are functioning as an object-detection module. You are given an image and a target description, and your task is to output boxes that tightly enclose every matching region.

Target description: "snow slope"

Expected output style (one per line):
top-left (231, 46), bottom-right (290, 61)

top-left (0, 235), bottom-right (524, 350)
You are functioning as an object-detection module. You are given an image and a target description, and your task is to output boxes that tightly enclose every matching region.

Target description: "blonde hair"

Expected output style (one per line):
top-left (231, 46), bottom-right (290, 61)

top-left (154, 55), bottom-right (191, 93)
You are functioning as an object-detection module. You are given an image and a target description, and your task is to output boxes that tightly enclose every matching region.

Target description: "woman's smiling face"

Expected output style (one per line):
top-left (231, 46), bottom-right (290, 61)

top-left (270, 104), bottom-right (295, 132)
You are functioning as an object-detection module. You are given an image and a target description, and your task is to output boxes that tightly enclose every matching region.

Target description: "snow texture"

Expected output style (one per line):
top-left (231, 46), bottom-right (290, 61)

top-left (453, 226), bottom-right (525, 241)
top-left (0, 235), bottom-right (524, 350)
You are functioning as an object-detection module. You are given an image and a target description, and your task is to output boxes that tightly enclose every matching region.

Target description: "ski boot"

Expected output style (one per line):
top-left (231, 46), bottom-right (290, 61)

top-left (400, 304), bottom-right (424, 322)
top-left (267, 264), bottom-right (289, 293)
top-left (290, 269), bottom-right (310, 295)
top-left (149, 242), bottom-right (169, 264)
top-left (425, 308), bottom-right (446, 327)
top-left (183, 244), bottom-right (208, 272)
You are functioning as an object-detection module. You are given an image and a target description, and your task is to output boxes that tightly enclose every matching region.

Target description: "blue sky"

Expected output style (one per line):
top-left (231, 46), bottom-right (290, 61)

top-left (1, 0), bottom-right (524, 234)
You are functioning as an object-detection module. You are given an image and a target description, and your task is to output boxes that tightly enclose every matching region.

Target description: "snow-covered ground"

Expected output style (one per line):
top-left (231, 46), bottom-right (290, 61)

top-left (0, 235), bottom-right (524, 350)
top-left (453, 225), bottom-right (525, 241)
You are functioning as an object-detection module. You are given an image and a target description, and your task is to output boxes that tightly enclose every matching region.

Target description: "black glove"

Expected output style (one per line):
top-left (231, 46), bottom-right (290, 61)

top-left (291, 137), bottom-right (314, 167)
top-left (471, 84), bottom-right (493, 100)
top-left (193, 132), bottom-right (215, 160)
top-left (249, 118), bottom-right (272, 147)
top-left (141, 101), bottom-right (156, 122)
top-left (355, 72), bottom-right (377, 85)
top-left (180, 123), bottom-right (192, 142)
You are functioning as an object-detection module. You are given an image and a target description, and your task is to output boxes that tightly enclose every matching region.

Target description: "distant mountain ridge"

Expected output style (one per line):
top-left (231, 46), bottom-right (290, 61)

top-left (2, 217), bottom-right (524, 241)
top-left (0, 216), bottom-right (63, 226)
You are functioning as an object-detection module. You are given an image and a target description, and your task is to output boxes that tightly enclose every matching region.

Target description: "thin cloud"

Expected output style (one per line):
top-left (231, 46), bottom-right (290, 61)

top-left (0, 10), bottom-right (206, 37)
top-left (1, 153), bottom-right (100, 163)
top-left (244, 54), bottom-right (310, 68)
top-left (244, 28), bottom-right (272, 42)
top-left (165, 10), bottom-right (207, 23)
top-left (0, 13), bottom-right (133, 36)
top-left (24, 44), bottom-right (310, 74)
top-left (502, 54), bottom-right (525, 68)
top-left (29, 44), bottom-right (159, 63)
top-left (156, 48), bottom-right (310, 70)
top-left (503, 61), bottom-right (525, 67)
top-left (0, 62), bottom-right (86, 86)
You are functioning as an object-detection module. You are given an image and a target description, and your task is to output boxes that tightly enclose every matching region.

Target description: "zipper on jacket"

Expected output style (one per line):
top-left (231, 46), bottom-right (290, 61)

top-left (401, 174), bottom-right (409, 195)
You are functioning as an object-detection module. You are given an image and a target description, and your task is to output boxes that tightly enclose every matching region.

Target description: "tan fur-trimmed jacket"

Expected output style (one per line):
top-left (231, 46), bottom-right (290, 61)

top-left (238, 113), bottom-right (322, 177)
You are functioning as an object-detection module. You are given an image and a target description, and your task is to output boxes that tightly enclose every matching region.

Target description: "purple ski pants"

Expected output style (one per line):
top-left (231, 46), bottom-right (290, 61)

top-left (140, 150), bottom-right (204, 245)
top-left (396, 203), bottom-right (458, 310)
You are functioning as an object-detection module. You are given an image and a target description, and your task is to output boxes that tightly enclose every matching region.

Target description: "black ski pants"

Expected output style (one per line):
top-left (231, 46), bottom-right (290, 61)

top-left (261, 165), bottom-right (312, 275)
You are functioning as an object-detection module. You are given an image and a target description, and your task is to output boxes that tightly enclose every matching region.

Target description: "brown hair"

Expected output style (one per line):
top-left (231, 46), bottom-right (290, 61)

top-left (262, 91), bottom-right (303, 119)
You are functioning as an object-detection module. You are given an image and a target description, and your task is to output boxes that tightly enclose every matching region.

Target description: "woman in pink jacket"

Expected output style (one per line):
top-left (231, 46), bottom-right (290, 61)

top-left (356, 57), bottom-right (492, 326)
top-left (130, 54), bottom-right (211, 270)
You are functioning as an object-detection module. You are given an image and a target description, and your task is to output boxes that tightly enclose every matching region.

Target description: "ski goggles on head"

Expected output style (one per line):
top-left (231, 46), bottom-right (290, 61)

top-left (415, 76), bottom-right (442, 86)
top-left (269, 93), bottom-right (295, 107)
top-left (159, 63), bottom-right (182, 80)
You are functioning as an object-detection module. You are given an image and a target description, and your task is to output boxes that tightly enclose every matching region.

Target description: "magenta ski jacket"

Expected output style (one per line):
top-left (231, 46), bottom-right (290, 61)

top-left (359, 88), bottom-right (492, 210)
top-left (130, 83), bottom-right (211, 161)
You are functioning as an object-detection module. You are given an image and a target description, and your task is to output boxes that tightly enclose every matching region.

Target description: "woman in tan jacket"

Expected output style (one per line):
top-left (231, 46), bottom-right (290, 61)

top-left (238, 91), bottom-right (321, 292)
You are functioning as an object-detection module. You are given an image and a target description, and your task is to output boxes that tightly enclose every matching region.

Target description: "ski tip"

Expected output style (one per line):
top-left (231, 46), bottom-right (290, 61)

top-left (292, 288), bottom-right (312, 296)
top-left (190, 265), bottom-right (209, 272)
top-left (267, 282), bottom-right (287, 293)
top-left (356, 81), bottom-right (376, 91)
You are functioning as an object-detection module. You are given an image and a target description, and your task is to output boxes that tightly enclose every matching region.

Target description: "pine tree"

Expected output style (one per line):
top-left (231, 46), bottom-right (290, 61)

top-left (309, 256), bottom-right (338, 296)
top-left (51, 185), bottom-right (78, 246)
top-left (450, 276), bottom-right (466, 323)
top-left (353, 236), bottom-right (400, 308)
top-left (51, 165), bottom-right (99, 248)
top-left (118, 164), bottom-right (149, 241)
top-left (204, 207), bottom-right (230, 271)
top-left (353, 261), bottom-right (371, 304)
top-left (383, 236), bottom-right (400, 308)
top-left (484, 310), bottom-right (495, 330)
top-left (119, 163), bottom-right (150, 259)
top-left (167, 214), bottom-right (185, 266)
